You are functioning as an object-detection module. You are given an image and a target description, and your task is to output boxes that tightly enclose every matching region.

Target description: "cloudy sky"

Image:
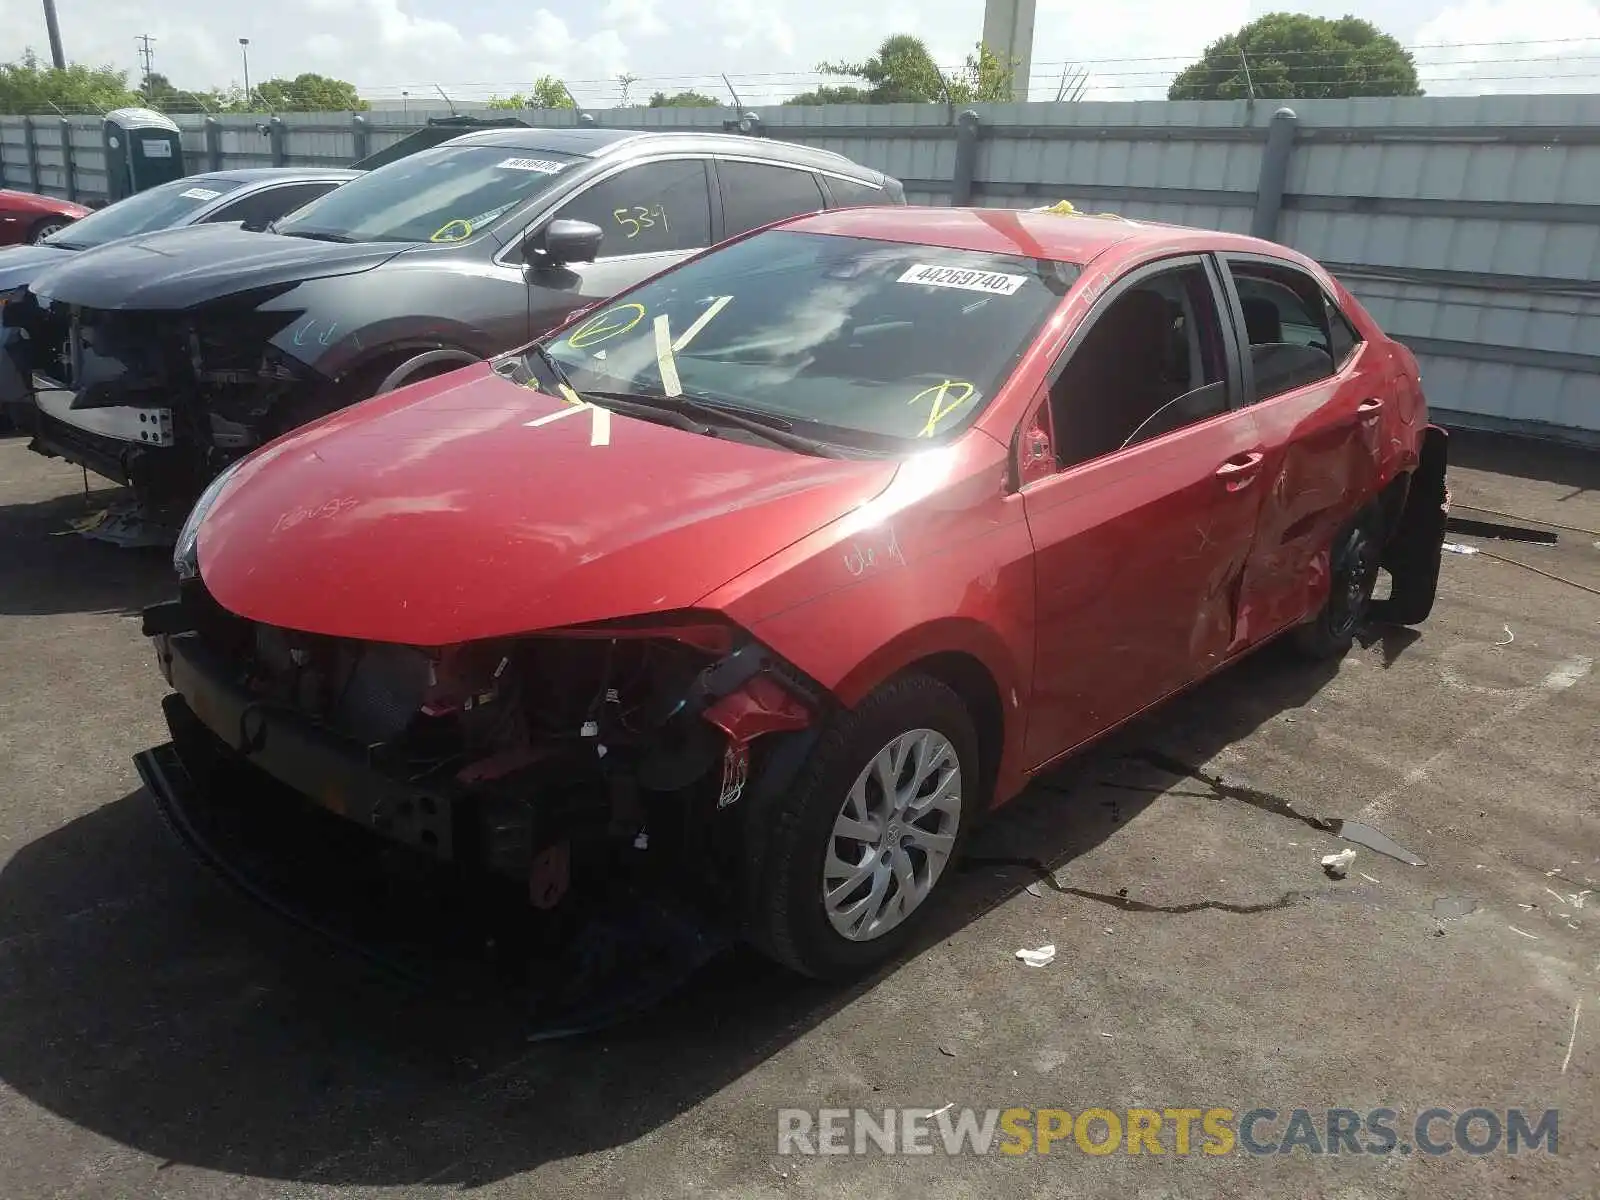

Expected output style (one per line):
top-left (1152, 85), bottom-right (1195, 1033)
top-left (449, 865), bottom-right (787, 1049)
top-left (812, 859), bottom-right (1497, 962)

top-left (2, 0), bottom-right (1597, 106)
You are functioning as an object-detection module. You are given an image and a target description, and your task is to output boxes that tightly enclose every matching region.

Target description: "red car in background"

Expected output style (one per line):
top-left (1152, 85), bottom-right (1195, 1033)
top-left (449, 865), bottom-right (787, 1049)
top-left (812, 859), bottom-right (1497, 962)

top-left (0, 188), bottom-right (91, 245)
top-left (137, 206), bottom-right (1448, 980)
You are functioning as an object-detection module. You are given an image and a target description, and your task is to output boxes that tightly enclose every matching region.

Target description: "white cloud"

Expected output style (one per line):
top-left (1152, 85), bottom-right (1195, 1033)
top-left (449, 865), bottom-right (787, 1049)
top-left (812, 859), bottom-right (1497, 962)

top-left (602, 0), bottom-right (669, 39)
top-left (1412, 0), bottom-right (1600, 95)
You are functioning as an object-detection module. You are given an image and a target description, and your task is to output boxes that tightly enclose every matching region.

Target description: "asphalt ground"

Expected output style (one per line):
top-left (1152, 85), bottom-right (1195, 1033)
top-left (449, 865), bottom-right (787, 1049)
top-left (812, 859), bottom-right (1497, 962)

top-left (0, 427), bottom-right (1596, 1199)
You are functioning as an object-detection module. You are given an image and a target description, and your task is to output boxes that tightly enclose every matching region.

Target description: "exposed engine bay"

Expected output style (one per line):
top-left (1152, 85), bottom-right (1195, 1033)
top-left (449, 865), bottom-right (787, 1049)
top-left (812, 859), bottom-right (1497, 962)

top-left (3, 291), bottom-right (309, 512)
top-left (143, 581), bottom-right (820, 926)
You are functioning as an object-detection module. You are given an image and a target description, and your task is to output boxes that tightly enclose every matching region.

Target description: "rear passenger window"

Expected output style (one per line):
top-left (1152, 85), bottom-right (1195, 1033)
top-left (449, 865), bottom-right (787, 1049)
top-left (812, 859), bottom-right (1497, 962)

top-left (1228, 262), bottom-right (1338, 401)
top-left (718, 160), bottom-right (826, 237)
top-left (556, 160), bottom-right (712, 257)
top-left (823, 176), bottom-right (890, 207)
top-left (1324, 293), bottom-right (1364, 368)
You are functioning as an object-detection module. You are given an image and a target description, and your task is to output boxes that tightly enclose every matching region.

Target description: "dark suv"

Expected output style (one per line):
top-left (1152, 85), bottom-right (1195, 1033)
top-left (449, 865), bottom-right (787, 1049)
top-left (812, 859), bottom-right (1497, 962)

top-left (5, 126), bottom-right (902, 530)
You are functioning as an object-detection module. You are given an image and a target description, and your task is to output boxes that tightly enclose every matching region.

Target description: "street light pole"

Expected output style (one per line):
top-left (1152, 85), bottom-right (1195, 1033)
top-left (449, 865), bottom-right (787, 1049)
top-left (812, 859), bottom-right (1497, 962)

top-left (42, 0), bottom-right (67, 69)
top-left (238, 38), bottom-right (252, 108)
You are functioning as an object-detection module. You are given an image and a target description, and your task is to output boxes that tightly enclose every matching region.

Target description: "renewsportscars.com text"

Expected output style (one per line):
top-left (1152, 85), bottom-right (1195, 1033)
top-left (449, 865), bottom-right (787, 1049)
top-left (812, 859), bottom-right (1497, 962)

top-left (777, 1106), bottom-right (1559, 1158)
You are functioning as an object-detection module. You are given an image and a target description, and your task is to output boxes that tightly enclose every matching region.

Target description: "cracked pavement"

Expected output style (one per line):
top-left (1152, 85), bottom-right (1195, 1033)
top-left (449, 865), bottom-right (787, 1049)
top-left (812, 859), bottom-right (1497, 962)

top-left (0, 427), bottom-right (1596, 1198)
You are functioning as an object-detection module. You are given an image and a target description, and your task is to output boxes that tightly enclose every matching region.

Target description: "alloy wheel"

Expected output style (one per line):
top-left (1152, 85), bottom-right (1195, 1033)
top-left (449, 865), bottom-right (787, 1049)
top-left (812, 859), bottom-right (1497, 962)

top-left (822, 728), bottom-right (962, 942)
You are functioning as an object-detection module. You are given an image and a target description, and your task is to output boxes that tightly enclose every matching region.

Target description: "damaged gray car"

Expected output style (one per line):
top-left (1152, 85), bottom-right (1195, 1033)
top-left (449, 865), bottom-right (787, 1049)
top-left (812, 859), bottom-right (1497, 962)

top-left (2, 126), bottom-right (902, 541)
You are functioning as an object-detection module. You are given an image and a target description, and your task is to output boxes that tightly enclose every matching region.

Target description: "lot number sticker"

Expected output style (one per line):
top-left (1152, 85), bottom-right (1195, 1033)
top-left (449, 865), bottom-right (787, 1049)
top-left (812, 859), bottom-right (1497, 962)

top-left (180, 187), bottom-right (222, 201)
top-left (497, 157), bottom-right (566, 174)
top-left (898, 263), bottom-right (1027, 296)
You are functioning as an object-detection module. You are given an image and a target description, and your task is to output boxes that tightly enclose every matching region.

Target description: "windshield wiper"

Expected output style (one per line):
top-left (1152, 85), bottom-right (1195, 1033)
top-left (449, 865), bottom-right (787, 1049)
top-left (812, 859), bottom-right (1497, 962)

top-left (530, 342), bottom-right (582, 399)
top-left (583, 390), bottom-right (845, 457)
top-left (276, 229), bottom-right (360, 243)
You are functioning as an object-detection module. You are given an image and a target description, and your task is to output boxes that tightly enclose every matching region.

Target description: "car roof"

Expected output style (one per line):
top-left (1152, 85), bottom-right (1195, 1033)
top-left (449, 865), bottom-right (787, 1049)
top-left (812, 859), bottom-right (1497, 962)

top-left (779, 206), bottom-right (1310, 267)
top-left (202, 167), bottom-right (363, 186)
top-left (441, 126), bottom-right (886, 181)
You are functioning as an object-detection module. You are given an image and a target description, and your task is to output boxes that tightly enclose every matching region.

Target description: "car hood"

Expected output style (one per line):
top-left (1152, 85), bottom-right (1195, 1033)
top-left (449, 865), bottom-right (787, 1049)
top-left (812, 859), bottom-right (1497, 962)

top-left (0, 242), bottom-right (76, 290)
top-left (198, 364), bottom-right (900, 645)
top-left (27, 223), bottom-right (406, 311)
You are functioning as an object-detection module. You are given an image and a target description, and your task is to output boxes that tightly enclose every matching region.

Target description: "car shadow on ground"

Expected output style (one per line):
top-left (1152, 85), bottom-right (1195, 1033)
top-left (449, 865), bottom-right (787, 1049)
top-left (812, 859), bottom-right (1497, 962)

top-left (1446, 427), bottom-right (1600, 504)
top-left (0, 479), bottom-right (175, 618)
top-left (0, 632), bottom-right (1367, 1188)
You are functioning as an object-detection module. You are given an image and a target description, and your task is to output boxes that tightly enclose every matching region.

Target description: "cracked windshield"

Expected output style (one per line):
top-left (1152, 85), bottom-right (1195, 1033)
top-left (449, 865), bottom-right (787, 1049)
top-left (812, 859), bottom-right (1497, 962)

top-left (533, 230), bottom-right (1078, 445)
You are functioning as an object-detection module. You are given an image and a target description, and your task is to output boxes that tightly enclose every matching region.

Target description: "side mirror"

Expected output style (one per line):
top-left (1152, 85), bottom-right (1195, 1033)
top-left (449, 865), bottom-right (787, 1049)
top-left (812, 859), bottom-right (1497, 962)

top-left (526, 219), bottom-right (603, 267)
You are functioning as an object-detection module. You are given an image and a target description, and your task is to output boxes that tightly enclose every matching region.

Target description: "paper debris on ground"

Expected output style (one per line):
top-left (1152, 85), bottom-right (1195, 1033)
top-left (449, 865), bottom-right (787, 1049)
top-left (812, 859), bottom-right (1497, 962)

top-left (1015, 944), bottom-right (1057, 967)
top-left (1442, 542), bottom-right (1480, 556)
top-left (1322, 848), bottom-right (1357, 879)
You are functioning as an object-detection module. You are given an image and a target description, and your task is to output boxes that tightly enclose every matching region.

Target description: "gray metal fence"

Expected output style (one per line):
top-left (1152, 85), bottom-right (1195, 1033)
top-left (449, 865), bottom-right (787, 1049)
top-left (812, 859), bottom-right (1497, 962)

top-left (3, 95), bottom-right (1596, 444)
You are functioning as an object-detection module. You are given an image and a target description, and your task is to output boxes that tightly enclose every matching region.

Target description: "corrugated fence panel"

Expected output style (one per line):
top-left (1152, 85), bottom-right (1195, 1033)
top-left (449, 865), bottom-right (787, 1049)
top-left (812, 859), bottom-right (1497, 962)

top-left (0, 97), bottom-right (1594, 439)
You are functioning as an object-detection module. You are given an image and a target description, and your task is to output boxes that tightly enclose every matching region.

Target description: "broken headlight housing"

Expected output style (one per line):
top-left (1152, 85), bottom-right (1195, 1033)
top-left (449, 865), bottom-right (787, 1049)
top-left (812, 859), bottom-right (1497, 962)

top-left (173, 457), bottom-right (245, 581)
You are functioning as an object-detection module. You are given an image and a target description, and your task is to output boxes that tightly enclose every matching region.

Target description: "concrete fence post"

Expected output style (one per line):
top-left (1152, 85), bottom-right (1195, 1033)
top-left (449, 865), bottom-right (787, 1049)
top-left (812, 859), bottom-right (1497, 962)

top-left (951, 109), bottom-right (982, 206)
top-left (204, 117), bottom-right (223, 172)
top-left (351, 114), bottom-right (369, 163)
top-left (268, 116), bottom-right (288, 167)
top-left (23, 117), bottom-right (41, 194)
top-left (59, 117), bottom-right (76, 201)
top-left (1250, 105), bottom-right (1298, 242)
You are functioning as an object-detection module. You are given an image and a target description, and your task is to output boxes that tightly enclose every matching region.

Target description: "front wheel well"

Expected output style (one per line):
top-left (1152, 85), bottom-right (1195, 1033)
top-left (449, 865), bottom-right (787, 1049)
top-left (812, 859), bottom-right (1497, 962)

top-left (890, 651), bottom-right (1004, 809)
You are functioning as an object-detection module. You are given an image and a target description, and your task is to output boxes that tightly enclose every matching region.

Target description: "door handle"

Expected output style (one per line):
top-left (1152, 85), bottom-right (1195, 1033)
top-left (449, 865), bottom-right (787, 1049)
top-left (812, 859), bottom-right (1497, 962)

top-left (1358, 397), bottom-right (1385, 418)
top-left (1215, 451), bottom-right (1265, 490)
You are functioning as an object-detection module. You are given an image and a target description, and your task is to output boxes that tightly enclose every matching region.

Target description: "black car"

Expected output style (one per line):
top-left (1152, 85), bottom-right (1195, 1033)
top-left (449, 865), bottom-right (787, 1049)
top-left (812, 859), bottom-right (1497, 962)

top-left (0, 168), bottom-right (358, 429)
top-left (3, 126), bottom-right (903, 531)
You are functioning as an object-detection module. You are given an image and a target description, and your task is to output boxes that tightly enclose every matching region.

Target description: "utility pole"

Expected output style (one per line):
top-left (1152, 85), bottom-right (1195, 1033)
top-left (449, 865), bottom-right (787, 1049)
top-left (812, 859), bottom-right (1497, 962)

top-left (135, 34), bottom-right (156, 92)
top-left (238, 38), bottom-right (252, 108)
top-left (42, 0), bottom-right (67, 69)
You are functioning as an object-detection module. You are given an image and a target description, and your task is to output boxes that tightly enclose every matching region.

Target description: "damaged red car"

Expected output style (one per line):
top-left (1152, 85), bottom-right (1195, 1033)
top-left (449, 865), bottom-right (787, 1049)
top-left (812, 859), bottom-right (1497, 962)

top-left (136, 206), bottom-right (1447, 980)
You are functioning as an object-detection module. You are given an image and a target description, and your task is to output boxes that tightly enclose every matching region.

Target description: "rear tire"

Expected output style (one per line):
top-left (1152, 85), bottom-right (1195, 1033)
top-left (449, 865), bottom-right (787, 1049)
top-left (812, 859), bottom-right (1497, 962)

top-left (742, 673), bottom-right (980, 979)
top-left (1291, 516), bottom-right (1382, 660)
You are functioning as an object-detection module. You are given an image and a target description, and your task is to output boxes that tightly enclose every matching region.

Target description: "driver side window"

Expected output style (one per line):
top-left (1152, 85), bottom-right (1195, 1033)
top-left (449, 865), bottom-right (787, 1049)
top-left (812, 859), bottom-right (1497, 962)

top-left (551, 159), bottom-right (713, 259)
top-left (1048, 262), bottom-right (1231, 469)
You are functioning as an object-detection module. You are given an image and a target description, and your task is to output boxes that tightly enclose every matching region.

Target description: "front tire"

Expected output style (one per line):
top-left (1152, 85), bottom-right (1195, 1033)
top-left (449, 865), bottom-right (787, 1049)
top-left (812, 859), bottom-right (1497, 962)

top-left (28, 218), bottom-right (70, 244)
top-left (743, 674), bottom-right (980, 979)
top-left (1291, 516), bottom-right (1382, 659)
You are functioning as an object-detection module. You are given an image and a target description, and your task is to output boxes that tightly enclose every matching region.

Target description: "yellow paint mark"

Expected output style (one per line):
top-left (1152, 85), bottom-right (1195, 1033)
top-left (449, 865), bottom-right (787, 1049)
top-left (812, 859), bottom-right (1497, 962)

top-left (429, 218), bottom-right (473, 242)
top-left (909, 379), bottom-right (975, 437)
top-left (556, 382), bottom-right (584, 406)
top-left (653, 314), bottom-right (683, 397)
top-left (1039, 200), bottom-right (1079, 215)
top-left (567, 302), bottom-right (646, 350)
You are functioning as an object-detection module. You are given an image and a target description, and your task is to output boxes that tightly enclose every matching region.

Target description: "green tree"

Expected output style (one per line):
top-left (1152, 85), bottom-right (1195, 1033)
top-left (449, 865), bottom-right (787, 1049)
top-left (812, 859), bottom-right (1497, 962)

top-left (784, 83), bottom-right (872, 106)
top-left (1168, 13), bottom-right (1422, 100)
top-left (946, 43), bottom-right (1018, 104)
top-left (648, 89), bottom-right (719, 107)
top-left (255, 72), bottom-right (368, 112)
top-left (488, 77), bottom-right (575, 109)
top-left (817, 33), bottom-right (944, 103)
top-left (806, 35), bottom-right (1017, 106)
top-left (0, 49), bottom-right (139, 114)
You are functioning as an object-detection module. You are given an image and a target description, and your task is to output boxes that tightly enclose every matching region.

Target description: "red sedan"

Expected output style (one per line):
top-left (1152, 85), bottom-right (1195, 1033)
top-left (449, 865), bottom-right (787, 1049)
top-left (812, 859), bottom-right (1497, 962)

top-left (139, 206), bottom-right (1447, 979)
top-left (0, 188), bottom-right (91, 245)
